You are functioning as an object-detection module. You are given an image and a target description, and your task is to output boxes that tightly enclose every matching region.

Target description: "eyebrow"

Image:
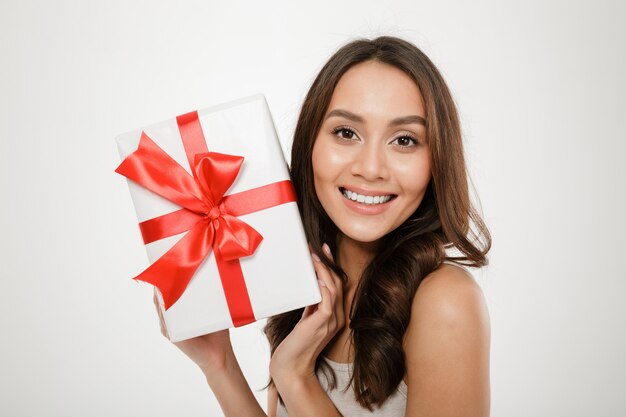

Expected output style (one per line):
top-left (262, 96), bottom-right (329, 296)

top-left (324, 109), bottom-right (426, 126)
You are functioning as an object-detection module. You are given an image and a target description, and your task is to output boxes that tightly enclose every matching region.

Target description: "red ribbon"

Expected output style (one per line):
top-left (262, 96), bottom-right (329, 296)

top-left (116, 111), bottom-right (296, 327)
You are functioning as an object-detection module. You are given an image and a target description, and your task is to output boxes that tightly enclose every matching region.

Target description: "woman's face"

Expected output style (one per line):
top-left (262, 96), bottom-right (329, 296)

top-left (312, 60), bottom-right (432, 244)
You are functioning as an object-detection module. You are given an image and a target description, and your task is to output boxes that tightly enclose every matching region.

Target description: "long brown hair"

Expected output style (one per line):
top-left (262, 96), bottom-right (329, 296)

top-left (263, 35), bottom-right (491, 411)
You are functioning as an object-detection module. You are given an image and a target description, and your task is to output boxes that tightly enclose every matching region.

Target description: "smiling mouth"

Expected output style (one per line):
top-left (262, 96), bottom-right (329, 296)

top-left (339, 187), bottom-right (398, 205)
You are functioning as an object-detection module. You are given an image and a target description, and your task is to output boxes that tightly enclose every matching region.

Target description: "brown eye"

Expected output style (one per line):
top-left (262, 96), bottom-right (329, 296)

top-left (391, 135), bottom-right (418, 147)
top-left (332, 127), bottom-right (358, 141)
top-left (340, 129), bottom-right (354, 139)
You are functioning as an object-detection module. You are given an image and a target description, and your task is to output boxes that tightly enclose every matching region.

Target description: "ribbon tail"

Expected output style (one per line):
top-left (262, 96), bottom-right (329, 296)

top-left (134, 220), bottom-right (214, 310)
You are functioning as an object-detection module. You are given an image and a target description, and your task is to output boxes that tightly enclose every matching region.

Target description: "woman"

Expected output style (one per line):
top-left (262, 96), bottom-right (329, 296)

top-left (154, 35), bottom-right (492, 416)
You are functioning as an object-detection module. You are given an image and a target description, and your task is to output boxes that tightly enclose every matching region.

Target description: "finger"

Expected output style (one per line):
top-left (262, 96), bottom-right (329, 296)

top-left (153, 290), bottom-right (170, 339)
top-left (304, 276), bottom-right (342, 336)
top-left (153, 291), bottom-right (162, 322)
top-left (300, 279), bottom-right (331, 321)
top-left (317, 249), bottom-right (344, 324)
top-left (312, 254), bottom-right (338, 300)
top-left (322, 243), bottom-right (334, 261)
top-left (330, 269), bottom-right (343, 294)
top-left (309, 245), bottom-right (323, 266)
top-left (299, 279), bottom-right (331, 325)
top-left (311, 253), bottom-right (343, 330)
top-left (321, 267), bottom-right (344, 314)
top-left (316, 278), bottom-right (334, 317)
top-left (322, 243), bottom-right (344, 290)
top-left (301, 303), bottom-right (315, 320)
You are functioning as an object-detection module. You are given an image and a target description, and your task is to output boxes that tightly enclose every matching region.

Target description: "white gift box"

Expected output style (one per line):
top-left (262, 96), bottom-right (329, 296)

top-left (116, 94), bottom-right (321, 342)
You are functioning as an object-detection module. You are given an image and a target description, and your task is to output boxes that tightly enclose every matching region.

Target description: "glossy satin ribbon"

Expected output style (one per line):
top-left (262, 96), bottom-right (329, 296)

top-left (116, 111), bottom-right (296, 327)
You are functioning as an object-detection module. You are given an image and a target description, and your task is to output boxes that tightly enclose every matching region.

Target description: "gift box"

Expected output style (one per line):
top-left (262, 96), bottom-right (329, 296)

top-left (115, 94), bottom-right (321, 342)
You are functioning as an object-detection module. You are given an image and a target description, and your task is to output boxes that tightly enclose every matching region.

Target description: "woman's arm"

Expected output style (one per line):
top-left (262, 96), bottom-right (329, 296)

top-left (170, 331), bottom-right (342, 417)
top-left (271, 370), bottom-right (343, 417)
top-left (154, 291), bottom-right (267, 417)
top-left (154, 241), bottom-right (344, 417)
top-left (267, 243), bottom-right (344, 416)
top-left (403, 264), bottom-right (491, 417)
top-left (201, 348), bottom-right (268, 417)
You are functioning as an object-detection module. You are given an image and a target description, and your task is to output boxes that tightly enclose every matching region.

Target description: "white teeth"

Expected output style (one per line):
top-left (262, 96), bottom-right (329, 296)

top-left (341, 188), bottom-right (394, 205)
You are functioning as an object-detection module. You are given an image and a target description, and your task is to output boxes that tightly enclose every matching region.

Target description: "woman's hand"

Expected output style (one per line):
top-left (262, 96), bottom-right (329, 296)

top-left (269, 243), bottom-right (345, 381)
top-left (153, 289), bottom-right (233, 375)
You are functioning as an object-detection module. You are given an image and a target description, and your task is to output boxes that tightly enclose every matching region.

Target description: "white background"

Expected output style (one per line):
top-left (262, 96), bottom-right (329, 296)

top-left (1, 1), bottom-right (624, 416)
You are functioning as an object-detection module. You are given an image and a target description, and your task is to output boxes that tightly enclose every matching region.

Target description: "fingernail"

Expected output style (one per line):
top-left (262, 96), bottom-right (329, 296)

top-left (322, 243), bottom-right (332, 257)
top-left (312, 252), bottom-right (321, 262)
top-left (318, 279), bottom-right (327, 287)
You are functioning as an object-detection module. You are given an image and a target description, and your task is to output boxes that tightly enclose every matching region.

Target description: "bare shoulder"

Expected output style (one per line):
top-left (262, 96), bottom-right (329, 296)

top-left (409, 263), bottom-right (489, 328)
top-left (403, 262), bottom-right (490, 349)
top-left (403, 262), bottom-right (491, 416)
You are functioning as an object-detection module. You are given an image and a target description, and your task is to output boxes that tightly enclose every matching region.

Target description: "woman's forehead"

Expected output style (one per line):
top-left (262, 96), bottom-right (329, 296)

top-left (327, 61), bottom-right (426, 122)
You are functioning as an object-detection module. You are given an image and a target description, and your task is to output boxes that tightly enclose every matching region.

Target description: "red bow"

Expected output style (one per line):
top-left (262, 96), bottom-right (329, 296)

top-left (116, 111), bottom-right (296, 327)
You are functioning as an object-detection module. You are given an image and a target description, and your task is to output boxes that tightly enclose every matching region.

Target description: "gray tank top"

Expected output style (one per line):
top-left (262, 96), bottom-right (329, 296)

top-left (275, 355), bottom-right (407, 416)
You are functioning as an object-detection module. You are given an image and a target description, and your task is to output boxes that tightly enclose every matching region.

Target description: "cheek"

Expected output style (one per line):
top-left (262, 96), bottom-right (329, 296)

top-left (311, 140), bottom-right (333, 200)
top-left (312, 139), bottom-right (353, 178)
top-left (312, 139), bottom-right (342, 183)
top-left (311, 141), bottom-right (326, 184)
top-left (395, 157), bottom-right (432, 194)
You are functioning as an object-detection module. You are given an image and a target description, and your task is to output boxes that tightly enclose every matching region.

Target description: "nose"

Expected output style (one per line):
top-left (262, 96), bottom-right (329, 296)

top-left (350, 141), bottom-right (389, 181)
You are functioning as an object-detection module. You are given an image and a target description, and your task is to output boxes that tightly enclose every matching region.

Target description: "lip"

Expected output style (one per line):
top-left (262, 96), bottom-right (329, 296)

top-left (338, 187), bottom-right (397, 215)
top-left (340, 185), bottom-right (397, 197)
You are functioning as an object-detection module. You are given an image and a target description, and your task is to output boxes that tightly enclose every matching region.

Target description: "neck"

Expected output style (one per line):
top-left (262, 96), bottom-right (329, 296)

top-left (335, 233), bottom-right (378, 293)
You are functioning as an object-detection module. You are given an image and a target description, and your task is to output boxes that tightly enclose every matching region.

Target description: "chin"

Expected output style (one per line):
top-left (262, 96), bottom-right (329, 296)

top-left (337, 226), bottom-right (388, 245)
